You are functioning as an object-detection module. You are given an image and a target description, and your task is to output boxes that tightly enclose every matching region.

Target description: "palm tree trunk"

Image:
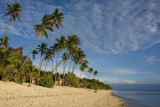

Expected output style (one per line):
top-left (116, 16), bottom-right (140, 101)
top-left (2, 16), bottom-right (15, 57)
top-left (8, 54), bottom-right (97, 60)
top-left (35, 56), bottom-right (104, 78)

top-left (68, 58), bottom-right (72, 73)
top-left (2, 17), bottom-right (12, 47)
top-left (39, 55), bottom-right (42, 67)
top-left (39, 32), bottom-right (53, 74)
top-left (62, 61), bottom-right (67, 86)
top-left (38, 55), bottom-right (42, 74)
top-left (51, 52), bottom-right (68, 75)
top-left (71, 64), bottom-right (77, 74)
top-left (55, 52), bottom-right (59, 86)
top-left (29, 71), bottom-right (31, 87)
top-left (88, 73), bottom-right (90, 79)
top-left (20, 33), bottom-right (41, 69)
top-left (51, 55), bottom-right (54, 75)
top-left (62, 61), bottom-right (65, 85)
top-left (80, 71), bottom-right (83, 78)
top-left (94, 76), bottom-right (95, 79)
top-left (45, 61), bottom-right (47, 72)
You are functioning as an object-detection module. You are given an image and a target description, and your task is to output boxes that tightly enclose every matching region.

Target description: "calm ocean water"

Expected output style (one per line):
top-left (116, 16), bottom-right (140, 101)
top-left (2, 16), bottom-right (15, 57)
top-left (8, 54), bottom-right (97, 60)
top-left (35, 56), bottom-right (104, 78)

top-left (112, 91), bottom-right (160, 107)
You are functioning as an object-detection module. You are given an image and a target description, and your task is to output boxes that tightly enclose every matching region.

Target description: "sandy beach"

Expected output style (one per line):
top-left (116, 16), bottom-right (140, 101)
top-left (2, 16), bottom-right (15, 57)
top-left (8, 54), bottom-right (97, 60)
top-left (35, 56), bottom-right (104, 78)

top-left (0, 81), bottom-right (123, 107)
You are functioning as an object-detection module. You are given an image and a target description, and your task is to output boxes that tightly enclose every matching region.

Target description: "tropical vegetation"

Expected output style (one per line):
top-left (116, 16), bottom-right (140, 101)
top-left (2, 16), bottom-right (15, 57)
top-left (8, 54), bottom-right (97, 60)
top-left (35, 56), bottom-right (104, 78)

top-left (0, 3), bottom-right (112, 90)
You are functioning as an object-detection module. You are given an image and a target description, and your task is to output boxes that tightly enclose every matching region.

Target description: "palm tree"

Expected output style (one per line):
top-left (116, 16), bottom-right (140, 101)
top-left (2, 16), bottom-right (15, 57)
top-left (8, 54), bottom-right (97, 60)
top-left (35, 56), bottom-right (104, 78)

top-left (26, 65), bottom-right (38, 87)
top-left (0, 47), bottom-right (22, 73)
top-left (54, 43), bottom-right (61, 86)
top-left (37, 43), bottom-right (47, 70)
top-left (67, 35), bottom-right (80, 55)
top-left (31, 50), bottom-right (38, 62)
top-left (71, 48), bottom-right (85, 74)
top-left (0, 36), bottom-right (10, 47)
top-left (68, 49), bottom-right (76, 73)
top-left (54, 36), bottom-right (66, 74)
top-left (50, 45), bottom-right (55, 74)
top-left (62, 53), bottom-right (69, 85)
top-left (39, 8), bottom-right (64, 74)
top-left (88, 67), bottom-right (93, 79)
top-left (79, 60), bottom-right (88, 78)
top-left (44, 49), bottom-right (52, 72)
top-left (2, 3), bottom-right (22, 46)
top-left (93, 70), bottom-right (98, 79)
top-left (20, 15), bottom-right (53, 70)
top-left (51, 35), bottom-right (80, 73)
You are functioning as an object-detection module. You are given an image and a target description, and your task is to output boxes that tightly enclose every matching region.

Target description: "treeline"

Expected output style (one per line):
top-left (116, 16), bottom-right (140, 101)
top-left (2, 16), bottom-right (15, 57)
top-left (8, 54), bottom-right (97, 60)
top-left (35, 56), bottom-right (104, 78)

top-left (0, 3), bottom-right (112, 90)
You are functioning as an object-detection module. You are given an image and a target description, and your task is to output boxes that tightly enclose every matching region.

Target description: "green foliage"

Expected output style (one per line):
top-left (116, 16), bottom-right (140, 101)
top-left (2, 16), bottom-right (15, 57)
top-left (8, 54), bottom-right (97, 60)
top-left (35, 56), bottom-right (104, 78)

top-left (64, 73), bottom-right (80, 88)
top-left (38, 72), bottom-right (54, 88)
top-left (0, 5), bottom-right (111, 91)
top-left (63, 73), bottom-right (112, 90)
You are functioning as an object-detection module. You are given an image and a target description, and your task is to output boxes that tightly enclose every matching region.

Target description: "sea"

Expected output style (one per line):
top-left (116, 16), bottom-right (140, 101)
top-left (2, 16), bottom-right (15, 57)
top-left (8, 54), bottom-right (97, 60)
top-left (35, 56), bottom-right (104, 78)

top-left (110, 84), bottom-right (160, 107)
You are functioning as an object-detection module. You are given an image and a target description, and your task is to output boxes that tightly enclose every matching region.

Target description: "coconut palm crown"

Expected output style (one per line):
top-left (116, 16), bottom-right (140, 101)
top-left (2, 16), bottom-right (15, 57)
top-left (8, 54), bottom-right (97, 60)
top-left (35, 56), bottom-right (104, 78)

top-left (2, 3), bottom-right (22, 46)
top-left (20, 15), bottom-right (53, 70)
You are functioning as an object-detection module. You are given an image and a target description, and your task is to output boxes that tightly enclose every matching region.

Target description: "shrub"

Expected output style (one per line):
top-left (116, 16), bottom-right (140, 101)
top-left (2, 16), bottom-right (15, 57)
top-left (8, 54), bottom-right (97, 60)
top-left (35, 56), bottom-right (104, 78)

top-left (39, 73), bottom-right (54, 88)
top-left (64, 73), bottom-right (80, 88)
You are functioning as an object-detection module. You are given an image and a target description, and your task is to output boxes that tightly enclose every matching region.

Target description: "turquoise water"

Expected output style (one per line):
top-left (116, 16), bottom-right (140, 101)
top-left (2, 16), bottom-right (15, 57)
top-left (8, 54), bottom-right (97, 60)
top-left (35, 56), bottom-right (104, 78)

top-left (113, 91), bottom-right (160, 107)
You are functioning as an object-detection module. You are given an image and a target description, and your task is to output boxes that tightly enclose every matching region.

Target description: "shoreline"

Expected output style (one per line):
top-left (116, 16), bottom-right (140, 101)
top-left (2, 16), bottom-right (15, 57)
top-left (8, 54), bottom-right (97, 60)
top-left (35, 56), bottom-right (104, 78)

top-left (112, 91), bottom-right (146, 107)
top-left (0, 81), bottom-right (123, 107)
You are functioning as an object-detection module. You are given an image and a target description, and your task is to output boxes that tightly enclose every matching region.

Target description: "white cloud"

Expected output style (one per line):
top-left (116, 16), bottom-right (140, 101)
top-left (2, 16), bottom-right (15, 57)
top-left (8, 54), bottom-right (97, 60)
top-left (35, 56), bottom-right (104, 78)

top-left (144, 56), bottom-right (160, 64)
top-left (1, 0), bottom-right (160, 54)
top-left (61, 0), bottom-right (160, 54)
top-left (108, 68), bottom-right (137, 75)
top-left (99, 77), bottom-right (136, 84)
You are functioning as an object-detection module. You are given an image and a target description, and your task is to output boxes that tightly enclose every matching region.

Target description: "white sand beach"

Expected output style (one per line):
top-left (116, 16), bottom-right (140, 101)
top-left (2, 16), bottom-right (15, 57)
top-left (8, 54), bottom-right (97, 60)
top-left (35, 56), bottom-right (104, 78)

top-left (0, 81), bottom-right (123, 107)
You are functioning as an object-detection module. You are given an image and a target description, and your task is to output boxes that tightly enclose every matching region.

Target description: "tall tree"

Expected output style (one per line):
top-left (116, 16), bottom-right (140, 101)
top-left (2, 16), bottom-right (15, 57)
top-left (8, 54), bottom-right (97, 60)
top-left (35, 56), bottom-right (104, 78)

top-left (31, 50), bottom-right (38, 62)
top-left (0, 36), bottom-right (10, 47)
top-left (2, 3), bottom-right (22, 46)
top-left (50, 45), bottom-right (55, 75)
top-left (54, 36), bottom-right (66, 86)
top-left (88, 67), bottom-right (93, 79)
top-left (20, 15), bottom-right (53, 70)
top-left (71, 48), bottom-right (85, 74)
top-left (37, 43), bottom-right (47, 70)
top-left (51, 35), bottom-right (80, 73)
top-left (62, 53), bottom-right (69, 85)
top-left (0, 46), bottom-right (22, 73)
top-left (26, 65), bottom-right (38, 87)
top-left (44, 49), bottom-right (52, 72)
top-left (93, 70), bottom-right (98, 79)
top-left (80, 60), bottom-right (88, 78)
top-left (39, 8), bottom-right (64, 74)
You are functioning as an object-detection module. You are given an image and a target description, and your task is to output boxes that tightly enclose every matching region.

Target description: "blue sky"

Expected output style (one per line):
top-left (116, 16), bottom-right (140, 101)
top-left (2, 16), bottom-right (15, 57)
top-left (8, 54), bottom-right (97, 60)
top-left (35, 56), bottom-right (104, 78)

top-left (0, 0), bottom-right (160, 84)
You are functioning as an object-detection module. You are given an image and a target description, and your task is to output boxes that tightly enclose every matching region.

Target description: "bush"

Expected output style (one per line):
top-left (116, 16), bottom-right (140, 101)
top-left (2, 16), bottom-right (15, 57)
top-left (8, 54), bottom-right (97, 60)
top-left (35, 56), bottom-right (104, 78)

top-left (39, 73), bottom-right (54, 88)
top-left (64, 73), bottom-right (80, 88)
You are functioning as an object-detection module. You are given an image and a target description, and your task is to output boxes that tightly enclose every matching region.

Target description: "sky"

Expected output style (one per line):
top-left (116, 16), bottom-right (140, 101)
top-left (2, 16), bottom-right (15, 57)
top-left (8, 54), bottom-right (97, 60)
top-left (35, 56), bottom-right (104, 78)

top-left (0, 0), bottom-right (160, 84)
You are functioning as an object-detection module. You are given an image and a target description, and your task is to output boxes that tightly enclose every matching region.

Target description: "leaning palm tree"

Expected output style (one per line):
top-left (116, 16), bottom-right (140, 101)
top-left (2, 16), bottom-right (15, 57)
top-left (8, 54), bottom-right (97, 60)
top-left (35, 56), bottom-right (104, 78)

top-left (93, 70), bottom-right (98, 79)
top-left (39, 8), bottom-right (64, 74)
top-left (50, 45), bottom-right (55, 74)
top-left (62, 53), bottom-right (69, 85)
top-left (79, 60), bottom-right (88, 78)
top-left (88, 67), bottom-right (93, 79)
top-left (71, 48), bottom-right (85, 74)
top-left (44, 49), bottom-right (52, 72)
top-left (51, 35), bottom-right (81, 74)
top-left (50, 36), bottom-right (67, 77)
top-left (20, 15), bottom-right (53, 71)
top-left (54, 43), bottom-right (61, 86)
top-left (2, 3), bottom-right (22, 46)
top-left (31, 50), bottom-right (38, 62)
top-left (37, 43), bottom-right (47, 68)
